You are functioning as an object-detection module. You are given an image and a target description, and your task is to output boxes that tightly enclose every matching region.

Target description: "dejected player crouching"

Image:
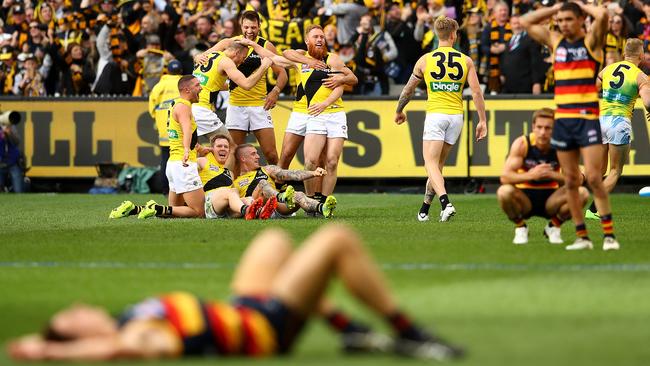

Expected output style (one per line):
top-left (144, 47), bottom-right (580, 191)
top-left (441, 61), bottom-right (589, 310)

top-left (497, 108), bottom-right (589, 245)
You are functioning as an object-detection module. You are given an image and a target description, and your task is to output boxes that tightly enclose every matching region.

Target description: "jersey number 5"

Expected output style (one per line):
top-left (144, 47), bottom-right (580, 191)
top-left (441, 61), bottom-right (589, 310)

top-left (609, 63), bottom-right (631, 89)
top-left (430, 52), bottom-right (463, 81)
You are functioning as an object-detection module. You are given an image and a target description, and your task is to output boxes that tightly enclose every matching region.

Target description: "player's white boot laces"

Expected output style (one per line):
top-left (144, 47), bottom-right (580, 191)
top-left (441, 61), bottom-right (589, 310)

top-left (513, 226), bottom-right (528, 244)
top-left (603, 237), bottom-right (620, 251)
top-left (543, 226), bottom-right (563, 244)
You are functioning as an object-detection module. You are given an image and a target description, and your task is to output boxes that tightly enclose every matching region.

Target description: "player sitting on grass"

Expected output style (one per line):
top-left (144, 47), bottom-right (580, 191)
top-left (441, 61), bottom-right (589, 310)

top-left (7, 224), bottom-right (464, 362)
top-left (234, 144), bottom-right (337, 218)
top-left (497, 108), bottom-right (589, 245)
top-left (109, 135), bottom-right (276, 220)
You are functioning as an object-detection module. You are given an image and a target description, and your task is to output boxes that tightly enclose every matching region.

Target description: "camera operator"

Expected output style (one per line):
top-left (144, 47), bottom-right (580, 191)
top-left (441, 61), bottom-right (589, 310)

top-left (0, 121), bottom-right (25, 193)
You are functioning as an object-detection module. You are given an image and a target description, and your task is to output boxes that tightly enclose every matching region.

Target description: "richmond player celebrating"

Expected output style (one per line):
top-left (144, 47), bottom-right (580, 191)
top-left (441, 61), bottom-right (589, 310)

top-left (395, 16), bottom-right (487, 222)
top-left (192, 41), bottom-right (274, 143)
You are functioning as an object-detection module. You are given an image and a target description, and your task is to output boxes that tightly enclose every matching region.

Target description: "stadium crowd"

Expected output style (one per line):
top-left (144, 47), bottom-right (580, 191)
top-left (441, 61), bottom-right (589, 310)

top-left (1, 0), bottom-right (648, 97)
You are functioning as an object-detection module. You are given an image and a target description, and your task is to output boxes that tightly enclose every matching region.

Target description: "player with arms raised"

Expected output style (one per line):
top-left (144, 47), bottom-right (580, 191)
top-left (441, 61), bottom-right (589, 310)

top-left (521, 1), bottom-right (616, 250)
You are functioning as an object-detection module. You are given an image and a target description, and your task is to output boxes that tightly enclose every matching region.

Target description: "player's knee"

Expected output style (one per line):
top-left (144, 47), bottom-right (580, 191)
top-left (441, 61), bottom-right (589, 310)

top-left (564, 172), bottom-right (582, 189)
top-left (317, 223), bottom-right (362, 251)
top-left (325, 156), bottom-right (339, 171)
top-left (304, 159), bottom-right (318, 170)
top-left (496, 184), bottom-right (515, 200)
top-left (585, 171), bottom-right (603, 189)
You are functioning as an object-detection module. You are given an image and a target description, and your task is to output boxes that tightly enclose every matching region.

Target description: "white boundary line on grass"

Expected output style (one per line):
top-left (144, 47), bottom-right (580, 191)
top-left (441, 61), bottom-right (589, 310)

top-left (1, 261), bottom-right (650, 272)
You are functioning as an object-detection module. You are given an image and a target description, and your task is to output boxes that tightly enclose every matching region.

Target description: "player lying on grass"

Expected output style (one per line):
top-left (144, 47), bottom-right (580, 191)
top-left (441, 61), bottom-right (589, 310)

top-left (234, 144), bottom-right (338, 218)
top-left (497, 108), bottom-right (589, 245)
top-left (7, 224), bottom-right (463, 361)
top-left (109, 135), bottom-right (277, 220)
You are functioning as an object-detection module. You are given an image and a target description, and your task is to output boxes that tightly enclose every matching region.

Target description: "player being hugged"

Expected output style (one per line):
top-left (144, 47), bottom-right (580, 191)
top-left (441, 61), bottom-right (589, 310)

top-left (395, 16), bottom-right (487, 222)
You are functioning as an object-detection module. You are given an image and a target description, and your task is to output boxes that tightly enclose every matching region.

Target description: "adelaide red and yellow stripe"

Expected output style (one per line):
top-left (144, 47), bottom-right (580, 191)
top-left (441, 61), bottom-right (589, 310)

top-left (158, 292), bottom-right (276, 356)
top-left (553, 38), bottom-right (601, 120)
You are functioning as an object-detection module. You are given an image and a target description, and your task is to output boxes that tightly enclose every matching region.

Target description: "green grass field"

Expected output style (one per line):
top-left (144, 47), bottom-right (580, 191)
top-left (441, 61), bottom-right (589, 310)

top-left (1, 193), bottom-right (649, 366)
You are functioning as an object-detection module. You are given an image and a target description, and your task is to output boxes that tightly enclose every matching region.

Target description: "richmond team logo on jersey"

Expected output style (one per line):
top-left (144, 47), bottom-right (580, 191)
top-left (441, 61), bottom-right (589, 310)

top-left (209, 165), bottom-right (221, 173)
top-left (429, 81), bottom-right (462, 92)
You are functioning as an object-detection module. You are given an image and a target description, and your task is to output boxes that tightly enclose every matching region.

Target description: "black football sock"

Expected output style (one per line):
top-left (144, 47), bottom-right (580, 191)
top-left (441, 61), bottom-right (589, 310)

top-left (387, 311), bottom-right (428, 341)
top-left (325, 310), bottom-right (370, 334)
top-left (317, 203), bottom-right (324, 214)
top-left (239, 204), bottom-right (249, 216)
top-left (128, 206), bottom-right (142, 216)
top-left (154, 205), bottom-right (173, 217)
top-left (319, 195), bottom-right (328, 204)
top-left (439, 194), bottom-right (450, 210)
top-left (587, 201), bottom-right (597, 214)
top-left (419, 202), bottom-right (431, 214)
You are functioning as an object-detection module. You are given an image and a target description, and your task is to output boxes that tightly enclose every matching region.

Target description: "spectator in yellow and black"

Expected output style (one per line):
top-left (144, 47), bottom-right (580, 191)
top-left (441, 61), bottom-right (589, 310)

top-left (134, 34), bottom-right (175, 96)
top-left (413, 0), bottom-right (456, 52)
top-left (317, 0), bottom-right (368, 46)
top-left (148, 59), bottom-right (182, 197)
top-left (499, 15), bottom-right (545, 94)
top-left (191, 15), bottom-right (215, 51)
top-left (385, 1), bottom-right (419, 83)
top-left (480, 0), bottom-right (510, 94)
top-left (352, 13), bottom-right (398, 95)
top-left (34, 1), bottom-right (56, 32)
top-left (461, 0), bottom-right (487, 17)
top-left (323, 24), bottom-right (340, 53)
top-left (4, 4), bottom-right (30, 50)
top-left (13, 52), bottom-right (45, 96)
top-left (459, 7), bottom-right (484, 64)
top-left (604, 13), bottom-right (630, 66)
top-left (0, 45), bottom-right (16, 95)
top-left (93, 29), bottom-right (137, 95)
top-left (59, 42), bottom-right (95, 95)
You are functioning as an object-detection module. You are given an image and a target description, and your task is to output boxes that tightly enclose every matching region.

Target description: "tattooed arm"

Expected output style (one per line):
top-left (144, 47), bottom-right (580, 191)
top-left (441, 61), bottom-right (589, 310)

top-left (265, 165), bottom-right (327, 182)
top-left (395, 55), bottom-right (425, 125)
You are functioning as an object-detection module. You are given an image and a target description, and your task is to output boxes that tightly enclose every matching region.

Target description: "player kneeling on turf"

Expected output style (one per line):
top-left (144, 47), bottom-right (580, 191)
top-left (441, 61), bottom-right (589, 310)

top-left (497, 108), bottom-right (589, 244)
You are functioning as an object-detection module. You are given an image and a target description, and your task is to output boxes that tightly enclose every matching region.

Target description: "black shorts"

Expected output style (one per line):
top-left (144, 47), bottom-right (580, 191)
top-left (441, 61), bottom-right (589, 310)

top-left (232, 296), bottom-right (306, 354)
top-left (522, 189), bottom-right (555, 219)
top-left (551, 118), bottom-right (602, 151)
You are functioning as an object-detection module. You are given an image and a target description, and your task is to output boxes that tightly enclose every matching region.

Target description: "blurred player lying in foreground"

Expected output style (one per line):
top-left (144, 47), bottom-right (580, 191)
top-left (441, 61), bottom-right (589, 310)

top-left (8, 224), bottom-right (463, 362)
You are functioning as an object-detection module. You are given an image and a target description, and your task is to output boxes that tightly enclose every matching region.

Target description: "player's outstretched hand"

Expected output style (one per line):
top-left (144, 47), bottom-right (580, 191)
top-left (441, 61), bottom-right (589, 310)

top-left (313, 167), bottom-right (327, 177)
top-left (7, 335), bottom-right (46, 361)
top-left (475, 120), bottom-right (487, 142)
top-left (308, 102), bottom-right (327, 116)
top-left (394, 112), bottom-right (406, 125)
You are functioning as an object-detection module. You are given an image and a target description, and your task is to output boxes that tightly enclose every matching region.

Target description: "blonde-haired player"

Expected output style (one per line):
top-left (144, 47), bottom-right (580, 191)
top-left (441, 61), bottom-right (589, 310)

top-left (395, 16), bottom-right (487, 222)
top-left (584, 38), bottom-right (650, 235)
